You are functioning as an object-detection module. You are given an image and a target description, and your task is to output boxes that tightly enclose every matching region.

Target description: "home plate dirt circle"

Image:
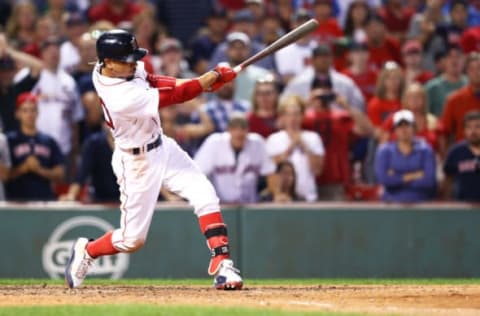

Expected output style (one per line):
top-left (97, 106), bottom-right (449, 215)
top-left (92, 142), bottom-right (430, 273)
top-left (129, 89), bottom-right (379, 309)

top-left (1, 284), bottom-right (479, 315)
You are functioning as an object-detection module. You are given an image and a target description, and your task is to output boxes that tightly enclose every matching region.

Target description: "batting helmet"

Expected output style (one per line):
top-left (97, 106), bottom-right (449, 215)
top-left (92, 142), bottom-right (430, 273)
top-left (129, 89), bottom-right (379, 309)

top-left (96, 29), bottom-right (147, 63)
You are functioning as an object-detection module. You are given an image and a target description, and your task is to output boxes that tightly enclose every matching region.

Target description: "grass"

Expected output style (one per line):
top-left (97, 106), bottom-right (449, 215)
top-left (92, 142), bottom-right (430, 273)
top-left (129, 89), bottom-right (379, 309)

top-left (0, 278), bottom-right (479, 286)
top-left (0, 305), bottom-right (364, 316)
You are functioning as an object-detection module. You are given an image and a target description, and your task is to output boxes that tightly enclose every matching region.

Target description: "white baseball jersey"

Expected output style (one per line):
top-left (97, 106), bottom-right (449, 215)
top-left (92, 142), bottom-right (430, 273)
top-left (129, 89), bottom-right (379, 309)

top-left (194, 132), bottom-right (275, 203)
top-left (266, 130), bottom-right (325, 202)
top-left (92, 61), bottom-right (220, 252)
top-left (32, 68), bottom-right (84, 155)
top-left (92, 62), bottom-right (162, 149)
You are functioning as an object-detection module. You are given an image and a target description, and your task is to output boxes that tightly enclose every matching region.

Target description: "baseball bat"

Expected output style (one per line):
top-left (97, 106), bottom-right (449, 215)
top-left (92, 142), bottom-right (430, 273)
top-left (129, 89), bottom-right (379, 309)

top-left (233, 18), bottom-right (319, 73)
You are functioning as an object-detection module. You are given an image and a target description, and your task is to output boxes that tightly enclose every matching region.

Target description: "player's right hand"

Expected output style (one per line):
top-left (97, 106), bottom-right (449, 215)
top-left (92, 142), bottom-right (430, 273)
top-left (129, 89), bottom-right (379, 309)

top-left (209, 64), bottom-right (237, 92)
top-left (214, 64), bottom-right (237, 83)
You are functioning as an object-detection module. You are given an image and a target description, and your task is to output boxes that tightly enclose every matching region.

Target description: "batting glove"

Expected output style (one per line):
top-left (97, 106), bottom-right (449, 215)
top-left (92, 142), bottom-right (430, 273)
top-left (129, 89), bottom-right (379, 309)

top-left (209, 64), bottom-right (237, 92)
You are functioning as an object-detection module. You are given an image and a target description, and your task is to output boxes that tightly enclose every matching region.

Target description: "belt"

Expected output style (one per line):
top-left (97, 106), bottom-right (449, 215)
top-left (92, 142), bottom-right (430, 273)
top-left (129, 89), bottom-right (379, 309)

top-left (124, 135), bottom-right (162, 155)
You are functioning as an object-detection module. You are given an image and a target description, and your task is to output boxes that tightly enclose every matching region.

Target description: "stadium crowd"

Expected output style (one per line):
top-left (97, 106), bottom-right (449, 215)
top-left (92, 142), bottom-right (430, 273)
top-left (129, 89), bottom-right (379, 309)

top-left (0, 0), bottom-right (479, 204)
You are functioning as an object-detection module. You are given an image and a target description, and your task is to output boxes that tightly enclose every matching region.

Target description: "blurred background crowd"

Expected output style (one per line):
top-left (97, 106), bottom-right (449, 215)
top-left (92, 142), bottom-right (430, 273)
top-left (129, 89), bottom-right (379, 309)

top-left (0, 0), bottom-right (479, 204)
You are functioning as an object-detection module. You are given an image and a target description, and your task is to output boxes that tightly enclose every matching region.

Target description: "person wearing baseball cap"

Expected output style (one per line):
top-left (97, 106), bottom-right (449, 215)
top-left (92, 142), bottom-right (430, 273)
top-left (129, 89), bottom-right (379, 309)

top-left (342, 40), bottom-right (378, 102)
top-left (225, 31), bottom-right (272, 106)
top-left (6, 92), bottom-right (65, 201)
top-left (158, 38), bottom-right (195, 78)
top-left (374, 109), bottom-right (436, 202)
top-left (402, 40), bottom-right (433, 85)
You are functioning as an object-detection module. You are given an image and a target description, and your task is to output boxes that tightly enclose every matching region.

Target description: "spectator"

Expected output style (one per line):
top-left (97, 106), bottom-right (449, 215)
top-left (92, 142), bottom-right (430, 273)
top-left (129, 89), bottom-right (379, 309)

top-left (338, 0), bottom-right (381, 29)
top-left (31, 36), bottom-right (84, 169)
top-left (408, 0), bottom-right (448, 72)
top-left (381, 82), bottom-right (439, 151)
top-left (81, 90), bottom-right (103, 137)
top-left (283, 43), bottom-right (365, 111)
top-left (310, 0), bottom-right (343, 46)
top-left (5, 1), bottom-right (37, 51)
top-left (22, 16), bottom-right (56, 58)
top-left (343, 0), bottom-right (371, 41)
top-left (374, 109), bottom-right (436, 202)
top-left (443, 111), bottom-right (480, 202)
top-left (189, 9), bottom-right (229, 75)
top-left (439, 1), bottom-right (468, 52)
top-left (259, 14), bottom-right (283, 46)
top-left (364, 14), bottom-right (402, 71)
top-left (247, 75), bottom-right (279, 138)
top-left (44, 0), bottom-right (70, 37)
top-left (70, 32), bottom-right (97, 91)
top-left (157, 38), bottom-right (195, 78)
top-left (208, 10), bottom-right (275, 71)
top-left (6, 92), bottom-right (64, 201)
top-left (203, 81), bottom-right (248, 133)
top-left (245, 0), bottom-right (266, 23)
top-left (260, 160), bottom-right (304, 202)
top-left (274, 8), bottom-right (316, 84)
top-left (88, 0), bottom-right (143, 26)
top-left (303, 76), bottom-right (373, 200)
top-left (402, 40), bottom-right (434, 86)
top-left (160, 97), bottom-right (213, 157)
top-left (341, 41), bottom-right (378, 102)
top-left (367, 61), bottom-right (404, 129)
top-left (441, 52), bottom-right (480, 148)
top-left (266, 95), bottom-right (325, 202)
top-left (59, 12), bottom-right (89, 74)
top-left (467, 1), bottom-right (480, 27)
top-left (377, 0), bottom-right (414, 42)
top-left (425, 44), bottom-right (466, 118)
top-left (194, 114), bottom-right (276, 203)
top-left (0, 132), bottom-right (11, 201)
top-left (60, 123), bottom-right (118, 202)
top-left (0, 33), bottom-right (43, 133)
top-left (223, 32), bottom-right (271, 106)
top-left (132, 10), bottom-right (159, 55)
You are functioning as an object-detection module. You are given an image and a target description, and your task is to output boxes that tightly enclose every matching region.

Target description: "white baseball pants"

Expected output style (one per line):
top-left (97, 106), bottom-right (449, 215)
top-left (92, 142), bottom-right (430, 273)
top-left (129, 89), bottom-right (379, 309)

top-left (110, 135), bottom-right (220, 252)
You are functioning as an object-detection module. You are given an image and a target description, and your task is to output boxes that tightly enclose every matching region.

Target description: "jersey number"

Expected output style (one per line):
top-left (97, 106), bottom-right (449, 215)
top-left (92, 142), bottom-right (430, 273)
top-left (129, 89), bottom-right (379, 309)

top-left (100, 98), bottom-right (115, 129)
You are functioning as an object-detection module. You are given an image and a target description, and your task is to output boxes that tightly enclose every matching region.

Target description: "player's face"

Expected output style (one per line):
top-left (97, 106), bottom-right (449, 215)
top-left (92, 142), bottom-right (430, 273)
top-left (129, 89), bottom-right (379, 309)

top-left (16, 102), bottom-right (38, 128)
top-left (465, 119), bottom-right (480, 146)
top-left (229, 126), bottom-right (248, 150)
top-left (104, 59), bottom-right (137, 79)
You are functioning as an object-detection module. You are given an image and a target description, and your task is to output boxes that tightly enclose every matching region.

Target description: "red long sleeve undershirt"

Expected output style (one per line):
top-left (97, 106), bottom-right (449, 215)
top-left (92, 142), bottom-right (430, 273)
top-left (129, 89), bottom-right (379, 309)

top-left (147, 74), bottom-right (203, 108)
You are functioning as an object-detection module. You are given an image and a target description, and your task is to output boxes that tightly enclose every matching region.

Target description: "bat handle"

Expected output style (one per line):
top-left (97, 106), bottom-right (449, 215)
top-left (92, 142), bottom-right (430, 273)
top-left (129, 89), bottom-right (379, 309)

top-left (233, 65), bottom-right (243, 73)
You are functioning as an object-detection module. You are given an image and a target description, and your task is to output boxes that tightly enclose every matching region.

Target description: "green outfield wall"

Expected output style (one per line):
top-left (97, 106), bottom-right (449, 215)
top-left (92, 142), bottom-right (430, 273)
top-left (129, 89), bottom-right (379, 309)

top-left (0, 203), bottom-right (479, 279)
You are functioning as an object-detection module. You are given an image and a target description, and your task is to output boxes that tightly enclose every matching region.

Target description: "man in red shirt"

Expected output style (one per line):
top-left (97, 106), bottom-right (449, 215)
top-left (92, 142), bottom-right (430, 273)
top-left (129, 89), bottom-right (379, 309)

top-left (441, 52), bottom-right (480, 151)
top-left (303, 76), bottom-right (373, 200)
top-left (88, 0), bottom-right (143, 26)
top-left (377, 0), bottom-right (414, 42)
top-left (311, 0), bottom-right (343, 45)
top-left (365, 14), bottom-right (402, 71)
top-left (341, 41), bottom-right (378, 103)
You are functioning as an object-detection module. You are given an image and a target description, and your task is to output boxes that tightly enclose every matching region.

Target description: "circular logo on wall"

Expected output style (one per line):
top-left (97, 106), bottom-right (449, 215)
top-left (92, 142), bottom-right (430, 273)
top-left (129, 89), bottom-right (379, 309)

top-left (42, 216), bottom-right (129, 279)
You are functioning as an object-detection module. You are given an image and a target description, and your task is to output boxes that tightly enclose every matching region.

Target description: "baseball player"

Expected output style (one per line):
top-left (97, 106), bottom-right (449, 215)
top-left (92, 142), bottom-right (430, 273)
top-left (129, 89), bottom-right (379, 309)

top-left (65, 29), bottom-right (243, 290)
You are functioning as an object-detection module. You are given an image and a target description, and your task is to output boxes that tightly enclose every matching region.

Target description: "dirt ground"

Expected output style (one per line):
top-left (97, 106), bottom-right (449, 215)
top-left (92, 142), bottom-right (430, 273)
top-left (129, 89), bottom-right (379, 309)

top-left (0, 284), bottom-right (480, 315)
